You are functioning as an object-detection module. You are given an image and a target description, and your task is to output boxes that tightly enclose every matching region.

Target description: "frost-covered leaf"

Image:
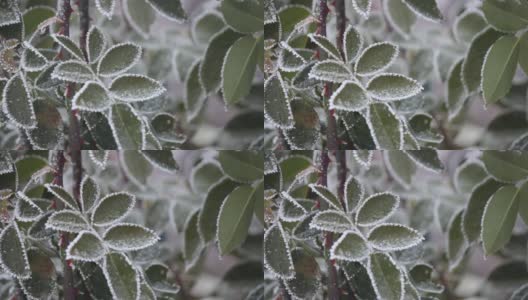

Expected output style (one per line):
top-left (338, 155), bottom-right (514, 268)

top-left (218, 151), bottom-right (263, 183)
top-left (46, 210), bottom-right (90, 233)
top-left (447, 210), bottom-right (467, 270)
top-left (308, 34), bottom-right (342, 61)
top-left (22, 6), bottom-right (55, 38)
top-left (26, 98), bottom-right (64, 149)
top-left (217, 183), bottom-right (261, 255)
top-left (104, 223), bottom-right (159, 251)
top-left (151, 113), bottom-right (186, 143)
top-left (384, 0), bottom-right (416, 38)
top-left (367, 73), bottom-right (422, 101)
top-left (146, 0), bottom-right (187, 22)
top-left (0, 152), bottom-right (13, 175)
top-left (45, 184), bottom-right (78, 210)
top-left (191, 161), bottom-right (224, 195)
top-left (52, 60), bottom-right (94, 83)
top-left (405, 149), bottom-right (444, 173)
top-left (123, 0), bottom-right (155, 38)
top-left (454, 11), bottom-right (487, 43)
top-left (92, 192), bottom-right (136, 226)
top-left (368, 252), bottom-right (403, 300)
top-left (482, 35), bottom-right (520, 105)
top-left (110, 74), bottom-right (165, 102)
top-left (220, 0), bottom-right (262, 34)
top-left (200, 28), bottom-right (243, 94)
top-left (345, 176), bottom-right (364, 213)
top-left (222, 35), bottom-right (259, 106)
top-left (109, 103), bottom-right (144, 149)
top-left (481, 185), bottom-right (519, 255)
top-left (309, 60), bottom-right (352, 83)
top-left (96, 0), bottom-right (115, 19)
top-left (142, 150), bottom-right (179, 173)
top-left (455, 161), bottom-right (488, 194)
top-left (352, 0), bottom-right (372, 18)
top-left (80, 176), bottom-right (99, 213)
top-left (264, 72), bottom-right (294, 128)
top-left (408, 113), bottom-right (443, 143)
top-left (384, 151), bottom-right (416, 188)
top-left (368, 223), bottom-right (423, 251)
top-left (446, 59), bottom-right (467, 120)
top-left (329, 80), bottom-right (369, 111)
top-left (97, 43), bottom-right (141, 77)
top-left (103, 252), bottom-right (140, 300)
top-left (185, 60), bottom-right (206, 122)
top-left (482, 0), bottom-right (528, 32)
top-left (353, 150), bottom-right (373, 167)
top-left (331, 231), bottom-right (369, 261)
top-left (462, 28), bottom-right (504, 93)
top-left (264, 222), bottom-right (294, 278)
top-left (87, 26), bottom-right (106, 63)
top-left (279, 193), bottom-right (307, 222)
top-left (199, 178), bottom-right (239, 243)
top-left (356, 192), bottom-right (400, 226)
top-left (3, 74), bottom-right (37, 129)
top-left (510, 283), bottom-right (528, 300)
top-left (284, 99), bottom-right (321, 149)
top-left (35, 63), bottom-right (61, 91)
top-left (67, 231), bottom-right (106, 262)
top-left (89, 150), bottom-right (108, 169)
top-left (284, 248), bottom-right (321, 299)
top-left (309, 184), bottom-right (342, 210)
top-left (278, 44), bottom-right (308, 72)
top-left (121, 150), bottom-right (153, 189)
top-left (51, 34), bottom-right (84, 60)
top-left (184, 210), bottom-right (203, 269)
top-left (463, 177), bottom-right (503, 242)
top-left (145, 264), bottom-right (180, 294)
top-left (355, 42), bottom-right (398, 76)
top-left (21, 43), bottom-right (47, 72)
top-left (409, 264), bottom-right (444, 293)
top-left (15, 193), bottom-right (42, 221)
top-left (310, 210), bottom-right (354, 233)
top-left (72, 81), bottom-right (112, 112)
top-left (482, 151), bottom-right (528, 182)
top-left (367, 103), bottom-right (402, 149)
top-left (344, 25), bottom-right (363, 62)
top-left (0, 0), bottom-right (19, 26)
top-left (193, 11), bottom-right (225, 45)
top-left (0, 222), bottom-right (30, 279)
top-left (402, 0), bottom-right (443, 22)
top-left (19, 249), bottom-right (57, 300)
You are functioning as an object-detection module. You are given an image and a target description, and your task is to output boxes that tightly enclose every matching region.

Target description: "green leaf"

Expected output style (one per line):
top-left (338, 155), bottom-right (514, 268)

top-left (21, 43), bottom-right (48, 72)
top-left (151, 113), bottom-right (186, 143)
top-left (103, 253), bottom-right (140, 300)
top-left (343, 25), bottom-right (363, 62)
top-left (218, 151), bottom-right (263, 183)
top-left (309, 60), bottom-right (352, 83)
top-left (329, 80), bottom-right (370, 111)
top-left (220, 0), bottom-right (262, 34)
top-left (405, 149), bottom-right (444, 173)
top-left (142, 150), bottom-right (179, 172)
top-left (482, 151), bottom-right (528, 182)
top-left (284, 99), bottom-right (321, 149)
top-left (22, 6), bottom-right (55, 38)
top-left (264, 222), bottom-right (294, 278)
top-left (455, 161), bottom-right (488, 194)
top-left (190, 161), bottom-right (224, 195)
top-left (222, 36), bottom-right (259, 105)
top-left (309, 184), bottom-right (342, 210)
top-left (46, 210), bottom-right (90, 233)
top-left (66, 231), bottom-right (106, 262)
top-left (462, 28), bottom-right (504, 93)
top-left (185, 60), bottom-right (206, 122)
top-left (52, 60), bottom-right (95, 83)
top-left (330, 231), bottom-right (369, 261)
top-left (20, 249), bottom-right (57, 300)
top-left (145, 264), bottom-right (180, 294)
top-left (447, 210), bottom-right (467, 270)
top-left (518, 181), bottom-right (528, 226)
top-left (409, 264), bottom-right (444, 293)
top-left (96, 0), bottom-right (115, 18)
top-left (98, 43), bottom-right (141, 77)
top-left (343, 262), bottom-right (377, 299)
top-left (0, 222), bottom-right (30, 278)
top-left (355, 42), bottom-right (398, 76)
top-left (368, 223), bottom-right (423, 251)
top-left (352, 0), bottom-right (372, 18)
top-left (80, 176), bottom-right (99, 213)
top-left (481, 185), bottom-right (520, 255)
top-left (308, 34), bottom-right (342, 60)
top-left (104, 223), bottom-right (159, 251)
top-left (279, 193), bottom-right (307, 222)
top-left (356, 192), bottom-right (400, 226)
top-left (192, 12), bottom-right (225, 45)
top-left (482, 35), bottom-right (520, 105)
top-left (200, 28), bottom-right (243, 94)
top-left (120, 151), bottom-right (153, 188)
top-left (184, 210), bottom-right (203, 269)
top-left (123, 0), bottom-right (155, 38)
top-left (51, 34), bottom-right (84, 60)
top-left (454, 11), bottom-right (487, 43)
top-left (408, 113), bottom-right (443, 143)
top-left (26, 98), bottom-right (64, 149)
top-left (367, 102), bottom-right (402, 149)
top-left (109, 104), bottom-right (144, 149)
top-left (482, 0), bottom-right (528, 32)
top-left (15, 194), bottom-right (42, 222)
top-left (367, 252), bottom-right (403, 300)
top-left (45, 184), bottom-right (78, 210)
top-left (110, 74), bottom-right (165, 102)
top-left (217, 183), bottom-right (261, 255)
top-left (199, 178), bottom-right (239, 243)
top-left (87, 26), bottom-right (107, 63)
top-left (146, 0), bottom-right (187, 22)
top-left (310, 210), bottom-right (354, 233)
top-left (91, 192), bottom-right (136, 226)
top-left (367, 73), bottom-right (422, 101)
top-left (402, 0), bottom-right (443, 22)
top-left (345, 176), bottom-right (364, 213)
top-left (446, 59), bottom-right (467, 120)
top-left (463, 177), bottom-right (503, 242)
top-left (3, 74), bottom-right (37, 129)
top-left (384, 150), bottom-right (416, 188)
top-left (519, 31), bottom-right (528, 76)
top-left (284, 248), bottom-right (321, 299)
top-left (72, 81), bottom-right (113, 112)
top-left (384, 0), bottom-right (416, 38)
top-left (264, 72), bottom-right (294, 128)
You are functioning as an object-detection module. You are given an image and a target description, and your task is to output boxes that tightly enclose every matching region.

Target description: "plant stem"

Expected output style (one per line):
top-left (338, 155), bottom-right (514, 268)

top-left (336, 150), bottom-right (347, 209)
top-left (335, 0), bottom-right (346, 56)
